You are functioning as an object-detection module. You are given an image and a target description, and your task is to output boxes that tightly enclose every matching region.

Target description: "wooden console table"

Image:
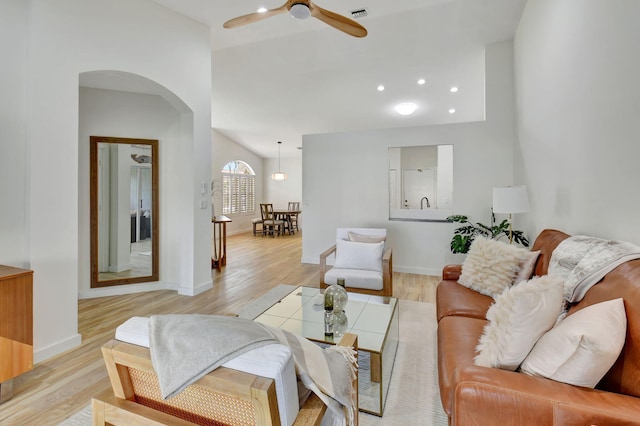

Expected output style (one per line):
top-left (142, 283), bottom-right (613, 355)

top-left (211, 215), bottom-right (232, 271)
top-left (0, 265), bottom-right (33, 403)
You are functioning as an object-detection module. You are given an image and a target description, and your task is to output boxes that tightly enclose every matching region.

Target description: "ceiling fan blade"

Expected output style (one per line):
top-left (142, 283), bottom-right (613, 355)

top-left (309, 3), bottom-right (367, 38)
top-left (223, 4), bottom-right (288, 29)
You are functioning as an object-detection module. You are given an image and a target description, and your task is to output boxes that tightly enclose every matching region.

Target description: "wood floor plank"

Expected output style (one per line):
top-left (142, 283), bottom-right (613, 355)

top-left (0, 231), bottom-right (440, 425)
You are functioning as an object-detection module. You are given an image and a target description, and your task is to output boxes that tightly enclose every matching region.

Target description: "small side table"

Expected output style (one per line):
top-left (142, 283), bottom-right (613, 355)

top-left (211, 215), bottom-right (232, 271)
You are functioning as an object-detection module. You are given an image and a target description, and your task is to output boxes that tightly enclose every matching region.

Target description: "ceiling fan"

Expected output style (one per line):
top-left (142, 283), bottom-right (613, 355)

top-left (223, 0), bottom-right (368, 38)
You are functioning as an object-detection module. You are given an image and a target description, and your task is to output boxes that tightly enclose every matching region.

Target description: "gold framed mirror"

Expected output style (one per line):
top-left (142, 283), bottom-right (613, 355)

top-left (90, 136), bottom-right (158, 288)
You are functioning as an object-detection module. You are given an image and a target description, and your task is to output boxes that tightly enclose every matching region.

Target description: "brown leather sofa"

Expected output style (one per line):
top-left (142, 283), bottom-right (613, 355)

top-left (436, 229), bottom-right (640, 425)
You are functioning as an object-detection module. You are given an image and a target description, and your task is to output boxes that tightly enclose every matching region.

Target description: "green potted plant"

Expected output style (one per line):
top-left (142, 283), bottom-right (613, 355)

top-left (446, 214), bottom-right (530, 254)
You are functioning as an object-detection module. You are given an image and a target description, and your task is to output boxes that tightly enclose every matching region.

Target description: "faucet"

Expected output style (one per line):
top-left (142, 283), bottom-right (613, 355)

top-left (420, 196), bottom-right (430, 209)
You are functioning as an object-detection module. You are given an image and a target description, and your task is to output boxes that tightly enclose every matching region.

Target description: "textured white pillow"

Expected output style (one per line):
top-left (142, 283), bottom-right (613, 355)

top-left (474, 275), bottom-right (564, 371)
top-left (521, 298), bottom-right (627, 388)
top-left (347, 231), bottom-right (386, 244)
top-left (334, 239), bottom-right (384, 272)
top-left (514, 250), bottom-right (540, 284)
top-left (459, 237), bottom-right (531, 298)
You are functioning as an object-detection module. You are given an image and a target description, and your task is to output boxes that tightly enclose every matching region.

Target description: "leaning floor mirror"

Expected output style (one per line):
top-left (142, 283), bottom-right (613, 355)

top-left (90, 136), bottom-right (159, 288)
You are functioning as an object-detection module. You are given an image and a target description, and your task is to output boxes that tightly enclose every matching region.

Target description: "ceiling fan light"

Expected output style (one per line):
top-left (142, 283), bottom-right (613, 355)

top-left (289, 3), bottom-right (311, 19)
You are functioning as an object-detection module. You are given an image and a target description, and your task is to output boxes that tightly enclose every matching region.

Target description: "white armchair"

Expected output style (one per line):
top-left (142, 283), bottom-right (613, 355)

top-left (319, 228), bottom-right (393, 297)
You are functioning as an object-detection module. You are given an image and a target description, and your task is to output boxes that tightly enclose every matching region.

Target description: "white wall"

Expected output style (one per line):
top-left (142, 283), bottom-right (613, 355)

top-left (211, 130), bottom-right (304, 234)
top-left (303, 42), bottom-right (518, 275)
top-left (0, 1), bottom-right (29, 267)
top-left (211, 129), bottom-right (265, 234)
top-left (264, 156), bottom-right (303, 217)
top-left (78, 87), bottom-right (188, 297)
top-left (1, 0), bottom-right (212, 362)
top-left (514, 0), bottom-right (640, 244)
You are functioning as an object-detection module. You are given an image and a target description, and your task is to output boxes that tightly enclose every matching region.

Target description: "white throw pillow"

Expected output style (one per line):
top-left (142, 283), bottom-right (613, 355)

top-left (347, 231), bottom-right (386, 244)
top-left (514, 250), bottom-right (540, 284)
top-left (334, 239), bottom-right (384, 272)
top-left (459, 237), bottom-right (531, 298)
top-left (474, 275), bottom-right (564, 371)
top-left (520, 298), bottom-right (627, 388)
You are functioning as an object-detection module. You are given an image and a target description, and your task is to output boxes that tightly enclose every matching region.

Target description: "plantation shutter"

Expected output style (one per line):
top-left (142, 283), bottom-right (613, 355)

top-left (221, 164), bottom-right (255, 215)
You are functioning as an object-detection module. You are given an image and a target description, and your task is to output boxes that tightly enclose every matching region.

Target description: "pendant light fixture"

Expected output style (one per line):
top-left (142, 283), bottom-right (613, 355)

top-left (272, 141), bottom-right (287, 181)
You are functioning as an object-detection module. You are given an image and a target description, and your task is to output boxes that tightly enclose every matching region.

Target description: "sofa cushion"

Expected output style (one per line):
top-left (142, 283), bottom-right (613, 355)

top-left (324, 267), bottom-right (383, 290)
top-left (436, 280), bottom-right (493, 322)
top-left (459, 237), bottom-right (530, 298)
top-left (474, 275), bottom-right (564, 371)
top-left (333, 239), bottom-right (384, 272)
top-left (515, 250), bottom-right (541, 284)
top-left (437, 315), bottom-right (488, 415)
top-left (521, 298), bottom-right (627, 388)
top-left (347, 231), bottom-right (386, 244)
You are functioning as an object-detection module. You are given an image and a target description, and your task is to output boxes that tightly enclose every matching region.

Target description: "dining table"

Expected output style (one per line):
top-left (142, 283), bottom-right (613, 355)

top-left (272, 209), bottom-right (301, 235)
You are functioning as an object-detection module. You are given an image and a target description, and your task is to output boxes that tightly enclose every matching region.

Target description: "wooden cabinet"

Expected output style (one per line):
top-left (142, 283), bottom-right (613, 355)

top-left (0, 265), bottom-right (33, 403)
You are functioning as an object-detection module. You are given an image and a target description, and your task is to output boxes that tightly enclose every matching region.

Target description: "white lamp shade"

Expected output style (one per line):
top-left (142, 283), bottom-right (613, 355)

top-left (493, 186), bottom-right (530, 214)
top-left (272, 171), bottom-right (287, 181)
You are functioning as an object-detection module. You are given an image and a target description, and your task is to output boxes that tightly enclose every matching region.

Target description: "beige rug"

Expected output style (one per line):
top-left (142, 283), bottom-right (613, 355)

top-left (59, 300), bottom-right (447, 425)
top-left (359, 300), bottom-right (447, 425)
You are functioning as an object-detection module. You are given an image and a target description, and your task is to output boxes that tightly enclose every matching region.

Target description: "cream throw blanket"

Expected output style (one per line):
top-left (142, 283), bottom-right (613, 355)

top-left (549, 235), bottom-right (640, 302)
top-left (149, 314), bottom-right (357, 426)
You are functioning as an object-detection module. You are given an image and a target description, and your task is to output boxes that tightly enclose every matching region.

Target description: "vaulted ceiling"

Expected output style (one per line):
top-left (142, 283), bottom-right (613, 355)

top-left (153, 0), bottom-right (527, 158)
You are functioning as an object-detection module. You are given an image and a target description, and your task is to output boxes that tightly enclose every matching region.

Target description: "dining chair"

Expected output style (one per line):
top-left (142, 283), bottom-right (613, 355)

top-left (260, 203), bottom-right (284, 237)
top-left (252, 217), bottom-right (264, 236)
top-left (288, 201), bottom-right (300, 233)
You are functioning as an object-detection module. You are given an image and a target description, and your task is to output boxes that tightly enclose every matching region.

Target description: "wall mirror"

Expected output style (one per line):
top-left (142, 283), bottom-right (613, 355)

top-left (90, 136), bottom-right (158, 288)
top-left (389, 145), bottom-right (453, 222)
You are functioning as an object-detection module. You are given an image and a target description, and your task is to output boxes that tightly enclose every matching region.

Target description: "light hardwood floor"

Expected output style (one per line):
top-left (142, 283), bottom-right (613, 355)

top-left (0, 231), bottom-right (440, 425)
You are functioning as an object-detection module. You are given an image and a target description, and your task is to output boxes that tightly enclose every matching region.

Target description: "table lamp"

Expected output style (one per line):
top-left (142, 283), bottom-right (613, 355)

top-left (493, 185), bottom-right (530, 244)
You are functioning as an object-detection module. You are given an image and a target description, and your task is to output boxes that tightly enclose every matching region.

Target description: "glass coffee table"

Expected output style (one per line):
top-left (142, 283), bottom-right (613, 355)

top-left (252, 286), bottom-right (399, 416)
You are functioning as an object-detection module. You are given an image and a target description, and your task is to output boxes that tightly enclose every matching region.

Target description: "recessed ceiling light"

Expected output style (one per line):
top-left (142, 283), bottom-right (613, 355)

top-left (377, 85), bottom-right (385, 92)
top-left (450, 86), bottom-right (458, 93)
top-left (417, 78), bottom-right (426, 85)
top-left (448, 108), bottom-right (456, 114)
top-left (257, 7), bottom-right (268, 13)
top-left (395, 102), bottom-right (417, 116)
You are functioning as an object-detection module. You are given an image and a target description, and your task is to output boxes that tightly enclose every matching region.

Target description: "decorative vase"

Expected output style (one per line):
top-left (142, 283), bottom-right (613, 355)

top-left (325, 278), bottom-right (348, 313)
top-left (333, 309), bottom-right (348, 338)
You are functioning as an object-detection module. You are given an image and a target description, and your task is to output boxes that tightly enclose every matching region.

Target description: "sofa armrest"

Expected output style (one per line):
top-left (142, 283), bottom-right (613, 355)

top-left (442, 264), bottom-right (462, 281)
top-left (319, 245), bottom-right (337, 287)
top-left (452, 365), bottom-right (640, 425)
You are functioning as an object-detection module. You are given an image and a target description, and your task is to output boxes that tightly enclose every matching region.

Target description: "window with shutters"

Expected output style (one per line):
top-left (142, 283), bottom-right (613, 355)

top-left (221, 161), bottom-right (255, 215)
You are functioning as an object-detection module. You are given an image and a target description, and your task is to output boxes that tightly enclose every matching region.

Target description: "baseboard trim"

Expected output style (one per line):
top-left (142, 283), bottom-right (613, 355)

top-left (393, 265), bottom-right (441, 276)
top-left (35, 333), bottom-right (82, 363)
top-left (78, 281), bottom-right (167, 299)
top-left (177, 278), bottom-right (212, 296)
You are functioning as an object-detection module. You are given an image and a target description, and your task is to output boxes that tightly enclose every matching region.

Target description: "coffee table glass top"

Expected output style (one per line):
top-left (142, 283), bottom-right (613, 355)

top-left (253, 286), bottom-right (397, 353)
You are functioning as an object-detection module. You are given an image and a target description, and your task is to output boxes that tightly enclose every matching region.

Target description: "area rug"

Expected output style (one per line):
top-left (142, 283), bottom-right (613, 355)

top-left (59, 298), bottom-right (446, 425)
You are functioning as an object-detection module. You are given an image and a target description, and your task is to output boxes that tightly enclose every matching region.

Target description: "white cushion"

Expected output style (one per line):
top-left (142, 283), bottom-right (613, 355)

top-left (347, 231), bottom-right (386, 244)
top-left (521, 298), bottom-right (627, 388)
top-left (333, 239), bottom-right (384, 272)
top-left (474, 275), bottom-right (564, 371)
top-left (459, 237), bottom-right (530, 298)
top-left (336, 228), bottom-right (386, 243)
top-left (115, 316), bottom-right (150, 347)
top-left (514, 250), bottom-right (540, 284)
top-left (324, 267), bottom-right (383, 290)
top-left (115, 317), bottom-right (299, 426)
